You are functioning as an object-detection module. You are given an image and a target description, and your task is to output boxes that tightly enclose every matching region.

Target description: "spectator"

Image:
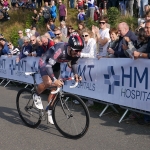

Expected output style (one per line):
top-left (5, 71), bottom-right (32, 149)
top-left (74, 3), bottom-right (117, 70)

top-left (50, 0), bottom-right (57, 22)
top-left (86, 0), bottom-right (95, 20)
top-left (60, 21), bottom-right (68, 37)
top-left (123, 28), bottom-right (148, 58)
top-left (134, 20), bottom-right (150, 59)
top-left (108, 22), bottom-right (137, 58)
top-left (31, 9), bottom-right (39, 26)
top-left (37, 0), bottom-right (42, 8)
top-left (137, 10), bottom-right (150, 31)
top-left (80, 27), bottom-right (96, 58)
top-left (94, 1), bottom-right (100, 22)
top-left (43, 2), bottom-right (50, 23)
top-left (93, 16), bottom-right (110, 57)
top-left (30, 35), bottom-right (44, 57)
top-left (58, 0), bottom-right (67, 22)
top-left (44, 32), bottom-right (53, 40)
top-left (70, 0), bottom-right (74, 8)
top-left (18, 30), bottom-right (24, 50)
top-left (11, 0), bottom-right (17, 10)
top-left (40, 35), bottom-right (54, 52)
top-left (54, 27), bottom-right (68, 42)
top-left (126, 0), bottom-right (134, 16)
top-left (7, 41), bottom-right (20, 55)
top-left (76, 0), bottom-right (84, 9)
top-left (77, 8), bottom-right (85, 21)
top-left (25, 28), bottom-right (32, 38)
top-left (31, 26), bottom-right (40, 37)
top-left (0, 38), bottom-right (10, 55)
top-left (77, 21), bottom-right (85, 36)
top-left (53, 37), bottom-right (61, 44)
top-left (2, 0), bottom-right (9, 11)
top-left (119, 0), bottom-right (127, 15)
top-left (144, 4), bottom-right (150, 13)
top-left (107, 27), bottom-right (119, 58)
top-left (67, 25), bottom-right (73, 37)
top-left (17, 36), bottom-right (32, 61)
top-left (47, 19), bottom-right (56, 32)
top-left (139, 0), bottom-right (148, 18)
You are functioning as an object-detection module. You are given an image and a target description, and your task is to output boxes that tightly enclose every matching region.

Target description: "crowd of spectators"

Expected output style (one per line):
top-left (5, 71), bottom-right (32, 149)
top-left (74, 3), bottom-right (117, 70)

top-left (1, 0), bottom-right (150, 124)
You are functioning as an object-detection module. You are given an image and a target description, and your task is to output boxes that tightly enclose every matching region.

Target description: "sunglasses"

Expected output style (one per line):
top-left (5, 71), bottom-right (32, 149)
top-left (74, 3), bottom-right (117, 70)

top-left (55, 33), bottom-right (61, 36)
top-left (74, 50), bottom-right (82, 52)
top-left (7, 44), bottom-right (11, 46)
top-left (82, 34), bottom-right (89, 37)
top-left (99, 22), bottom-right (106, 24)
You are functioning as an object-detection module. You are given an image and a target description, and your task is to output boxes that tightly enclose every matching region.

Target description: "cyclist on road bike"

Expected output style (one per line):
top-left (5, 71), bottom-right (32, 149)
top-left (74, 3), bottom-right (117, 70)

top-left (33, 35), bottom-right (84, 124)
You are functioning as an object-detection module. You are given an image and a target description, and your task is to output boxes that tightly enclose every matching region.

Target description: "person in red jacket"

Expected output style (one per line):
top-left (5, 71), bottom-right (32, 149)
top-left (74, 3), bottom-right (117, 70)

top-left (40, 35), bottom-right (55, 52)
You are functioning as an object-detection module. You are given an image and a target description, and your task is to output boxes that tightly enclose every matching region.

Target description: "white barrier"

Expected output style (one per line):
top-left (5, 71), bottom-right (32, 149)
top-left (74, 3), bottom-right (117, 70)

top-left (1, 56), bottom-right (150, 114)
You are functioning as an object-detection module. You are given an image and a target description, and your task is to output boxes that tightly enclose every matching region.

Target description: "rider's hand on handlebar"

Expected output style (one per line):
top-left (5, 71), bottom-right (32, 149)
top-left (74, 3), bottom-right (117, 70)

top-left (74, 74), bottom-right (82, 82)
top-left (54, 79), bottom-right (64, 87)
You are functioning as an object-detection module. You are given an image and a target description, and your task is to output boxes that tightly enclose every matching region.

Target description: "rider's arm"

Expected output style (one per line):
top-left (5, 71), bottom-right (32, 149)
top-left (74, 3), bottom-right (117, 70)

top-left (71, 57), bottom-right (79, 75)
top-left (39, 48), bottom-right (57, 81)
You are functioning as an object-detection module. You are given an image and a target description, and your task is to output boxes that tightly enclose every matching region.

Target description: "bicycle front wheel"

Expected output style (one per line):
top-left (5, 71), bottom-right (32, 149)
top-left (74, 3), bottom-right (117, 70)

top-left (53, 93), bottom-right (90, 139)
top-left (16, 88), bottom-right (41, 128)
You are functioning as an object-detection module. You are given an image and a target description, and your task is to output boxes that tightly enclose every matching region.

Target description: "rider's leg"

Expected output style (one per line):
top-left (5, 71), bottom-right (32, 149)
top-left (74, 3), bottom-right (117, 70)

top-left (36, 75), bottom-right (52, 95)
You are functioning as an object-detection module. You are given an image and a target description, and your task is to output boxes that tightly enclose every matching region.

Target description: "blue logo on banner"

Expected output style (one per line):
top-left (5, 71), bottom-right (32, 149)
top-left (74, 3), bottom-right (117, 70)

top-left (104, 66), bottom-right (120, 94)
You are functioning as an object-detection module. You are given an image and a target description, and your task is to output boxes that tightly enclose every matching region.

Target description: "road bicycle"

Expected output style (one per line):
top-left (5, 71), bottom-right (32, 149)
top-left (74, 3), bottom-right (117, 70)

top-left (16, 72), bottom-right (90, 139)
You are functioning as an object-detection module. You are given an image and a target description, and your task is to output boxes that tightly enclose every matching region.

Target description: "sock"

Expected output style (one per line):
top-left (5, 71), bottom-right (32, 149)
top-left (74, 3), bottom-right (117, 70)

top-left (48, 110), bottom-right (52, 115)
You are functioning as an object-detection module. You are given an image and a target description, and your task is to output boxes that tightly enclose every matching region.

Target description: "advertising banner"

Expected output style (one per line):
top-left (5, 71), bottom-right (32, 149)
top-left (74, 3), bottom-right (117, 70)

top-left (1, 56), bottom-right (150, 112)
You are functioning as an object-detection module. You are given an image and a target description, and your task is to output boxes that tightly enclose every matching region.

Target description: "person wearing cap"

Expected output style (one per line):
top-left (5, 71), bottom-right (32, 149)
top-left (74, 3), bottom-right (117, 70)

top-left (0, 38), bottom-right (11, 55)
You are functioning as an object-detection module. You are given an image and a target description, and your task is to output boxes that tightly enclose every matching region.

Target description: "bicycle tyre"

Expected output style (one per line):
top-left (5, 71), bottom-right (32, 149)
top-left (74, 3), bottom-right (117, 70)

top-left (16, 88), bottom-right (41, 128)
top-left (52, 93), bottom-right (90, 139)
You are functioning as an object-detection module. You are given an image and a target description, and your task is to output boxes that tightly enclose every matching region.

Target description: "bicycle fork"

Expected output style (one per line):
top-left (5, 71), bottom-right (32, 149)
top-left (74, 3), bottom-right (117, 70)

top-left (60, 94), bottom-right (73, 119)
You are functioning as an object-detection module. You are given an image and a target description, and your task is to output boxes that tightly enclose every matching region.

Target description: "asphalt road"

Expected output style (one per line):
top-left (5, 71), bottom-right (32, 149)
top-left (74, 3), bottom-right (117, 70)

top-left (0, 84), bottom-right (150, 150)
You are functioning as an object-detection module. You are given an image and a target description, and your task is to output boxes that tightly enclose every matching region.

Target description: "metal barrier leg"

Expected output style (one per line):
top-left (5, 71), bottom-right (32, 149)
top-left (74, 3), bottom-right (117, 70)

top-left (110, 105), bottom-right (119, 113)
top-left (24, 84), bottom-right (28, 88)
top-left (0, 79), bottom-right (5, 85)
top-left (4, 80), bottom-right (11, 87)
top-left (118, 109), bottom-right (129, 123)
top-left (99, 104), bottom-right (109, 117)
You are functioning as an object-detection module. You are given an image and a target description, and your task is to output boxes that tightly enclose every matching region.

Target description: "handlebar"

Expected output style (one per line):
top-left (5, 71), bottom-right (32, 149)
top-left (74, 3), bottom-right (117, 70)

top-left (51, 77), bottom-right (78, 94)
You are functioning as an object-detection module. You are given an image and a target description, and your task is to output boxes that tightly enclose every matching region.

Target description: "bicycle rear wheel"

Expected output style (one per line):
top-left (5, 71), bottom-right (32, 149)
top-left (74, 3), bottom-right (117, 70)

top-left (53, 93), bottom-right (90, 139)
top-left (16, 88), bottom-right (41, 128)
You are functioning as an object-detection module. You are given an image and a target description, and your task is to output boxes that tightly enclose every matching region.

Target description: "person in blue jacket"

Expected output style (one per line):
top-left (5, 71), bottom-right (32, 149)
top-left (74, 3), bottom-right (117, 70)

top-left (0, 38), bottom-right (11, 55)
top-left (50, 0), bottom-right (57, 22)
top-left (18, 36), bottom-right (32, 60)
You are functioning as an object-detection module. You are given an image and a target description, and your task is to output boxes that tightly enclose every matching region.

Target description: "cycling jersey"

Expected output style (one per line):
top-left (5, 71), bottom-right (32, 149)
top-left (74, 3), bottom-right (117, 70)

top-left (38, 42), bottom-right (79, 81)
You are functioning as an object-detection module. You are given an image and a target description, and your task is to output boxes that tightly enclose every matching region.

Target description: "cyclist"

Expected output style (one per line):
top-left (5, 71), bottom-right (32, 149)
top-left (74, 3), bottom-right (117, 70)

top-left (33, 35), bottom-right (84, 124)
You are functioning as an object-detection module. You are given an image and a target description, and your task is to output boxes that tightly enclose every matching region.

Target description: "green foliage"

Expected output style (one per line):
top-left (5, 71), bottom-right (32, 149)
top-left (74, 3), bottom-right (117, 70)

top-left (25, 13), bottom-right (33, 29)
top-left (85, 18), bottom-right (99, 30)
top-left (9, 27), bottom-right (19, 47)
top-left (107, 7), bottom-right (120, 27)
top-left (37, 16), bottom-right (45, 28)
